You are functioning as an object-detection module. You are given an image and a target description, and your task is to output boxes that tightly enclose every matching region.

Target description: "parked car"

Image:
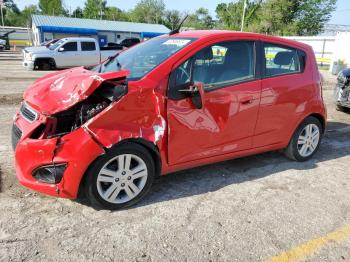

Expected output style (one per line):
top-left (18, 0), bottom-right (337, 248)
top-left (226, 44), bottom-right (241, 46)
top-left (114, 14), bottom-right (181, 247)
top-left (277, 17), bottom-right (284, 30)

top-left (22, 37), bottom-right (120, 70)
top-left (12, 31), bottom-right (326, 210)
top-left (120, 37), bottom-right (140, 48)
top-left (0, 39), bottom-right (5, 51)
top-left (0, 30), bottom-right (15, 50)
top-left (334, 68), bottom-right (350, 111)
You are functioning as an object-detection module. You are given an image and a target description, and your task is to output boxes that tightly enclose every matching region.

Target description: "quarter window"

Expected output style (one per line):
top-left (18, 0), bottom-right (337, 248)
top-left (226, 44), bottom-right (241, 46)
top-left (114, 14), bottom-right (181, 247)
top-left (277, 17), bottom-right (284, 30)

top-left (264, 43), bottom-right (301, 77)
top-left (81, 41), bottom-right (96, 51)
top-left (62, 42), bottom-right (78, 52)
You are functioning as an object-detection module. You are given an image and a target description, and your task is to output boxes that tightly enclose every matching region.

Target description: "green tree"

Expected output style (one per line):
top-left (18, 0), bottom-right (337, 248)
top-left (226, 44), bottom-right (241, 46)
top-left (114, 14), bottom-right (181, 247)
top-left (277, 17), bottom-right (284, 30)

top-left (72, 7), bottom-right (83, 18)
top-left (130, 0), bottom-right (165, 24)
top-left (164, 10), bottom-right (182, 30)
top-left (185, 8), bottom-right (214, 29)
top-left (5, 5), bottom-right (39, 27)
top-left (105, 7), bottom-right (130, 21)
top-left (216, 0), bottom-right (337, 36)
top-left (216, 0), bottom-right (262, 31)
top-left (254, 0), bottom-right (300, 35)
top-left (294, 0), bottom-right (336, 35)
top-left (83, 0), bottom-right (107, 19)
top-left (38, 0), bottom-right (67, 16)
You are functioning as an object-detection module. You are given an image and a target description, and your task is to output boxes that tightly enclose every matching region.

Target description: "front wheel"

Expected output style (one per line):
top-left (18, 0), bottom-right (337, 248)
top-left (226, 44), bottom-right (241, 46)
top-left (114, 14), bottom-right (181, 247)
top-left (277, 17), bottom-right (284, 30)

top-left (284, 117), bottom-right (323, 161)
top-left (85, 143), bottom-right (155, 210)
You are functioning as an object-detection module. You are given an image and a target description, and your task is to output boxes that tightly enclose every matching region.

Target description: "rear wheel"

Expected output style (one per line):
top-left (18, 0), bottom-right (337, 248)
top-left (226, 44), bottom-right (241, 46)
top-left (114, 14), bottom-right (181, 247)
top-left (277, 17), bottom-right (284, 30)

top-left (284, 117), bottom-right (323, 161)
top-left (85, 143), bottom-right (155, 210)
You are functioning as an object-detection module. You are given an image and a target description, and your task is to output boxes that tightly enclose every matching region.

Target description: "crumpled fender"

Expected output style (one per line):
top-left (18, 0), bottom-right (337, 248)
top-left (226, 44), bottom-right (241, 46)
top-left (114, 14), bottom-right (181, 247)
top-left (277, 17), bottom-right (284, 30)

top-left (84, 81), bottom-right (167, 150)
top-left (24, 67), bottom-right (129, 115)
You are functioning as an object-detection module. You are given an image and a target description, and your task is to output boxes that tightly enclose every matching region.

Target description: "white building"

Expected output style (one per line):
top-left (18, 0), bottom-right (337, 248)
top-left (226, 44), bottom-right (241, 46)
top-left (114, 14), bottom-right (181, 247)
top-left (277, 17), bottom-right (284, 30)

top-left (31, 15), bottom-right (170, 46)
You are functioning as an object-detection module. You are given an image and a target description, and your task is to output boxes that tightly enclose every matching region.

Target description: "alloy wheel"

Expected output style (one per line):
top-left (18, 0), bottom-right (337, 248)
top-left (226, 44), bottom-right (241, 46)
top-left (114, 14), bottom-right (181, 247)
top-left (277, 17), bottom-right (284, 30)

top-left (297, 123), bottom-right (320, 157)
top-left (96, 154), bottom-right (148, 204)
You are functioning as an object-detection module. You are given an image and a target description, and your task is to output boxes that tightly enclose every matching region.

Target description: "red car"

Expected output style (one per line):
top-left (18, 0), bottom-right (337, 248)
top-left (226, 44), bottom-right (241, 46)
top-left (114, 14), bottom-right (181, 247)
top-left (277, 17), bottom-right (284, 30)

top-left (12, 31), bottom-right (326, 209)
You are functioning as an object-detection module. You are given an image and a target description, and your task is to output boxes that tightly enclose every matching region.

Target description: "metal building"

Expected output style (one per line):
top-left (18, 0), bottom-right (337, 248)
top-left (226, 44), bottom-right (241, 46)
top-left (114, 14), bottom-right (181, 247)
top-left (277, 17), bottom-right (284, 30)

top-left (31, 15), bottom-right (170, 46)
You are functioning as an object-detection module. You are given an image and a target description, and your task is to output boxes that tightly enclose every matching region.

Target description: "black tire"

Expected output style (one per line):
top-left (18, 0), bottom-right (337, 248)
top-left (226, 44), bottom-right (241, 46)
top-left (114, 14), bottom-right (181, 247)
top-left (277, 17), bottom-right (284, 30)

top-left (85, 142), bottom-right (155, 210)
top-left (284, 116), bottom-right (323, 162)
top-left (35, 59), bottom-right (55, 70)
top-left (336, 104), bottom-right (349, 112)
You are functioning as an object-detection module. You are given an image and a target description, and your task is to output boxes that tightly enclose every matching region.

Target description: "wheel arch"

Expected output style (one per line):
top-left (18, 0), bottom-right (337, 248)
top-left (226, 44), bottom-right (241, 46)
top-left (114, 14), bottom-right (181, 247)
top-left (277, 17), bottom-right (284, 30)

top-left (34, 57), bottom-right (56, 69)
top-left (307, 113), bottom-right (326, 133)
top-left (77, 138), bottom-right (161, 198)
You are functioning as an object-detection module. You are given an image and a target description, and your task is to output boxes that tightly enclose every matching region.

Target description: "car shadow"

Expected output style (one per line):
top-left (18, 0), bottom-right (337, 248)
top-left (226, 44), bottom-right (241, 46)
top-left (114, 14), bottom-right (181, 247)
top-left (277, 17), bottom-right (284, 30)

top-left (78, 120), bottom-right (350, 210)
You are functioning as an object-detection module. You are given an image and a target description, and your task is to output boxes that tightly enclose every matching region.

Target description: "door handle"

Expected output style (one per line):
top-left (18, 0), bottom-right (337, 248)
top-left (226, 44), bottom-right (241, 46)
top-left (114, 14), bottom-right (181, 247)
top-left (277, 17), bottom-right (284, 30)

top-left (240, 96), bottom-right (254, 105)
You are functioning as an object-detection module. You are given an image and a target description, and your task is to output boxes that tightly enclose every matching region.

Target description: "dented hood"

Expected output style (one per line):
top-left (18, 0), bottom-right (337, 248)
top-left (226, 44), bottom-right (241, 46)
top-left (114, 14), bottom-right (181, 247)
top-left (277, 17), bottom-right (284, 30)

top-left (24, 67), bottom-right (129, 115)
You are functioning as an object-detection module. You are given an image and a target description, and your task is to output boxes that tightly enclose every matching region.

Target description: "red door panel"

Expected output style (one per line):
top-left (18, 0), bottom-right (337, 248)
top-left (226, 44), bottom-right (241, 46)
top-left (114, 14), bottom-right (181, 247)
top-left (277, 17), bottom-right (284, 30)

top-left (253, 74), bottom-right (314, 147)
top-left (167, 80), bottom-right (261, 165)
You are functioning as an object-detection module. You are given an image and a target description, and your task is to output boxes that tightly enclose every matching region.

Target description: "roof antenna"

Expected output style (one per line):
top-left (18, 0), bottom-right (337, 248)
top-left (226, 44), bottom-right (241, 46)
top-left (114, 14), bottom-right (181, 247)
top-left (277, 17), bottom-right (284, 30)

top-left (169, 15), bottom-right (189, 35)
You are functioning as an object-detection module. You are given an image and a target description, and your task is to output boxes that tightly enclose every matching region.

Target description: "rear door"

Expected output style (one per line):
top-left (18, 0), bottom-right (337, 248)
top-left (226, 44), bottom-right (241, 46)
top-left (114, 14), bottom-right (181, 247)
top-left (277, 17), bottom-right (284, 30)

top-left (81, 41), bottom-right (99, 66)
top-left (167, 40), bottom-right (262, 165)
top-left (253, 42), bottom-right (309, 147)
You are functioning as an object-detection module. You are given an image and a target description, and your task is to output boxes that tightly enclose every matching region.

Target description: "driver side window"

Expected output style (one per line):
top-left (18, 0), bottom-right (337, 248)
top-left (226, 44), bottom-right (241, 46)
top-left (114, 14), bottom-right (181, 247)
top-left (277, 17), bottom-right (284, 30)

top-left (172, 59), bottom-right (192, 87)
top-left (61, 42), bottom-right (78, 52)
top-left (168, 40), bottom-right (255, 99)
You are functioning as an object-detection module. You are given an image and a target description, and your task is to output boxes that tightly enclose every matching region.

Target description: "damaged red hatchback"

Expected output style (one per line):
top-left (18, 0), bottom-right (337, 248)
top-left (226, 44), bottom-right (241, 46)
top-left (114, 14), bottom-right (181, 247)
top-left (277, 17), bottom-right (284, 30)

top-left (12, 31), bottom-right (326, 209)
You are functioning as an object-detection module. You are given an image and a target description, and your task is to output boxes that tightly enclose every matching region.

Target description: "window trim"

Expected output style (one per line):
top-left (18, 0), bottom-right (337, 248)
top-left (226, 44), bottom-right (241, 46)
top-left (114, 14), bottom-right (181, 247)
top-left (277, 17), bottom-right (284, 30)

top-left (81, 41), bottom-right (96, 51)
top-left (262, 41), bottom-right (307, 79)
top-left (168, 40), bottom-right (259, 98)
top-left (61, 41), bottom-right (78, 52)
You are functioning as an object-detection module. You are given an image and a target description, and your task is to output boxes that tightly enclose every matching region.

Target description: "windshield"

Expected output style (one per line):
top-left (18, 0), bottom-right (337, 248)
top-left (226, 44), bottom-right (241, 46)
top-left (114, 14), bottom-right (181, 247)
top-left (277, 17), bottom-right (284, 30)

top-left (94, 37), bottom-right (196, 80)
top-left (49, 39), bottom-right (65, 50)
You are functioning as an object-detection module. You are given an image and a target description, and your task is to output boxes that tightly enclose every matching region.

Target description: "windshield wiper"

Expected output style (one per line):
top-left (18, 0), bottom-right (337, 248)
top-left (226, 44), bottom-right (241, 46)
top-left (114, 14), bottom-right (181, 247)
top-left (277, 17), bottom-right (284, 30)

top-left (104, 53), bottom-right (119, 66)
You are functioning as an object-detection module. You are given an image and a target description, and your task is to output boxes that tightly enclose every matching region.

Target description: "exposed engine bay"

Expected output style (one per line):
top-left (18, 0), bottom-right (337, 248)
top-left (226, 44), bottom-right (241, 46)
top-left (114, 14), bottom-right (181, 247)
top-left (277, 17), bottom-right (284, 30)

top-left (31, 79), bottom-right (128, 139)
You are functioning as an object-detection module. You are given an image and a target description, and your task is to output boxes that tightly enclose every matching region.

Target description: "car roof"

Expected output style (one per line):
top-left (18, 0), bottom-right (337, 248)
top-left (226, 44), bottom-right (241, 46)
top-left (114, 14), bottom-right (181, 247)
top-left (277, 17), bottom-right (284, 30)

top-left (169, 30), bottom-right (311, 50)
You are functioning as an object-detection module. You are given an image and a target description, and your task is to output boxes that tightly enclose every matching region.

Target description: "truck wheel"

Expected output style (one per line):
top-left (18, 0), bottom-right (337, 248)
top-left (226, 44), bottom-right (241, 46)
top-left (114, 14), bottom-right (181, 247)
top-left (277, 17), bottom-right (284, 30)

top-left (284, 117), bottom-right (323, 162)
top-left (85, 142), bottom-right (155, 210)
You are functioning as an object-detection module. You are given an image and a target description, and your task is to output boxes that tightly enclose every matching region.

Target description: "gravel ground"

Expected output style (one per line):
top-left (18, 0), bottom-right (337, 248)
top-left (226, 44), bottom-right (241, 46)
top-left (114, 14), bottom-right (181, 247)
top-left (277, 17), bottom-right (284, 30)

top-left (0, 51), bottom-right (350, 262)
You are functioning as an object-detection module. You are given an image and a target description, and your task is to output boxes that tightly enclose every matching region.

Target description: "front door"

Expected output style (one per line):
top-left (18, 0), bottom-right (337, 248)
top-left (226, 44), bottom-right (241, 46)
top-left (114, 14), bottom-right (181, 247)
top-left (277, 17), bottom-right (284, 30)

top-left (55, 41), bottom-right (79, 67)
top-left (167, 40), bottom-right (262, 165)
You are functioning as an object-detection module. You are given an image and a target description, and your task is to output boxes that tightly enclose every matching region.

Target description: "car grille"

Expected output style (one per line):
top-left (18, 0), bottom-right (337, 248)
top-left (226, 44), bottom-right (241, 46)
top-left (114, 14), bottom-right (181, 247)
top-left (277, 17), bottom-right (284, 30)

top-left (20, 103), bottom-right (38, 123)
top-left (11, 124), bottom-right (22, 150)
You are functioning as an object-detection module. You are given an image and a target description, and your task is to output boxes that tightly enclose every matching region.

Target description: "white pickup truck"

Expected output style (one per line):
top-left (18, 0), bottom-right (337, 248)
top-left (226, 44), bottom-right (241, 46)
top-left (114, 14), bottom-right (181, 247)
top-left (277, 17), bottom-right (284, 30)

top-left (23, 37), bottom-right (121, 70)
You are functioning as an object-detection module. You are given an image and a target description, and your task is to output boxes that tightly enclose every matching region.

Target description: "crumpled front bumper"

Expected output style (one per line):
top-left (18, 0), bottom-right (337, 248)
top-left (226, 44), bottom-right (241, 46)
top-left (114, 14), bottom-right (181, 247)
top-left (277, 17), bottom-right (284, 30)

top-left (13, 110), bottom-right (105, 199)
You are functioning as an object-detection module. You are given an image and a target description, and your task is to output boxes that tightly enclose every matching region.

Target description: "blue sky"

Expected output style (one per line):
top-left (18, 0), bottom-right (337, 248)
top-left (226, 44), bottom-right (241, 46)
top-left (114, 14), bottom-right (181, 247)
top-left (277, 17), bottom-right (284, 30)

top-left (14, 0), bottom-right (350, 25)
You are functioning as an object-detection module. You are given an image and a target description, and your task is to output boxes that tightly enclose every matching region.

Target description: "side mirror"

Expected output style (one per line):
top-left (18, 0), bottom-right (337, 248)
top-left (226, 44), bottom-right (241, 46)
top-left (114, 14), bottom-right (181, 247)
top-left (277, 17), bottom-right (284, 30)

top-left (58, 47), bottom-right (64, 52)
top-left (179, 82), bottom-right (205, 109)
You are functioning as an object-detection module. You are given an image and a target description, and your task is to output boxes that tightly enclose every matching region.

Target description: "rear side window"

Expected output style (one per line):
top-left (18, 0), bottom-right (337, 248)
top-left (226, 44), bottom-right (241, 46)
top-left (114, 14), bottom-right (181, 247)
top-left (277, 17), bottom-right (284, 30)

top-left (81, 41), bottom-right (96, 51)
top-left (264, 43), bottom-right (304, 77)
top-left (62, 42), bottom-right (78, 52)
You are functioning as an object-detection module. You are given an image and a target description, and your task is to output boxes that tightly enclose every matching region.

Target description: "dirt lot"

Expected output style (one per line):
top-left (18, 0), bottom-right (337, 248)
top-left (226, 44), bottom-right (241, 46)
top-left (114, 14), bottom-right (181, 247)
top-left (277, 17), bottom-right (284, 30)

top-left (1, 51), bottom-right (350, 262)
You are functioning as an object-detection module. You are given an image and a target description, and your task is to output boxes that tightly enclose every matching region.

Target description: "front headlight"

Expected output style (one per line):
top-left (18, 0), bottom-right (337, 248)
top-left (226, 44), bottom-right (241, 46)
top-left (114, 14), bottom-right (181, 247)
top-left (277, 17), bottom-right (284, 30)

top-left (28, 53), bottom-right (33, 61)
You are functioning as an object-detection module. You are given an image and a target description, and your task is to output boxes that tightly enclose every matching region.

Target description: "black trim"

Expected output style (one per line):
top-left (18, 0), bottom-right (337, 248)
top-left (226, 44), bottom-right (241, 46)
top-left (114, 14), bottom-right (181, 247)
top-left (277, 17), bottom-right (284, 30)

top-left (255, 40), bottom-right (263, 79)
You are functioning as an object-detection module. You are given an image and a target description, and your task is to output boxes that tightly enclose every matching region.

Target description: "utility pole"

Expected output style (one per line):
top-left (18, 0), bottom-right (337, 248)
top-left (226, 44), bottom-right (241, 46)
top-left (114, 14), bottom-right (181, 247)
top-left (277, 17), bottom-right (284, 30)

top-left (240, 0), bottom-right (248, 32)
top-left (0, 0), bottom-right (4, 28)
